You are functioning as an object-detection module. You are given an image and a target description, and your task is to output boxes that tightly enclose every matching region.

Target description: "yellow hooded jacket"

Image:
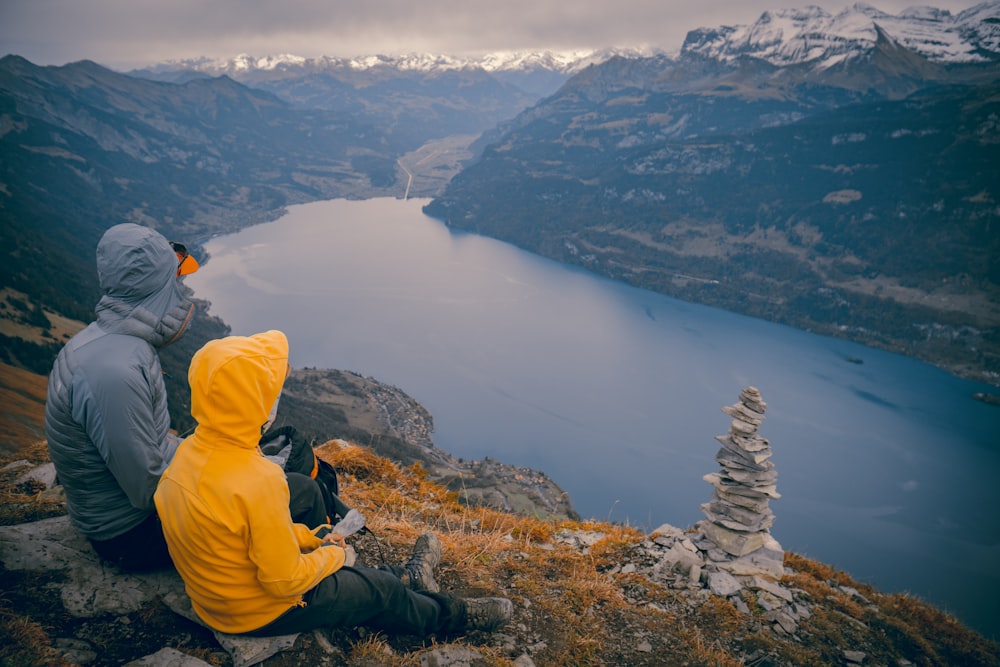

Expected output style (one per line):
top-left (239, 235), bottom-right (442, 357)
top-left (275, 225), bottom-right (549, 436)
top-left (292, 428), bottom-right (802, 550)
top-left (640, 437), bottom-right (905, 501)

top-left (154, 330), bottom-right (345, 633)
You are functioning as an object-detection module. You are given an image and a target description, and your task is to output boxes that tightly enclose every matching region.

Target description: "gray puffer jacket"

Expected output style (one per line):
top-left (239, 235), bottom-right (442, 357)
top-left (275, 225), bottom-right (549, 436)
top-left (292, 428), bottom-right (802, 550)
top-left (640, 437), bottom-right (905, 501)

top-left (45, 223), bottom-right (194, 541)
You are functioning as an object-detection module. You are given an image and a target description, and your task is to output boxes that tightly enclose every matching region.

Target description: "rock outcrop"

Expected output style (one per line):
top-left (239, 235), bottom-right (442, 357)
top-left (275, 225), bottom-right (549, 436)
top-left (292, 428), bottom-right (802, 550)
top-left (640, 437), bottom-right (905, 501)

top-left (0, 514), bottom-right (299, 667)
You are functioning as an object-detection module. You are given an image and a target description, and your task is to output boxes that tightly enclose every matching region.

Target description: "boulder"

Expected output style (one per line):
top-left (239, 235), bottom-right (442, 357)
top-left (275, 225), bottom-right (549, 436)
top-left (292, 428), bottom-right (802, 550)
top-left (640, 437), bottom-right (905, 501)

top-left (0, 515), bottom-right (298, 666)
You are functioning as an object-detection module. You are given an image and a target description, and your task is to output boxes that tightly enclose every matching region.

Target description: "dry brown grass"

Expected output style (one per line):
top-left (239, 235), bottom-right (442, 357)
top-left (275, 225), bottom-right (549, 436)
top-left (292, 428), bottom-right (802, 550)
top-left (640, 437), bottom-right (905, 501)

top-left (2, 434), bottom-right (998, 665)
top-left (0, 362), bottom-right (50, 459)
top-left (874, 591), bottom-right (1000, 666)
top-left (0, 440), bottom-right (66, 526)
top-left (0, 602), bottom-right (72, 667)
top-left (346, 633), bottom-right (420, 666)
top-left (309, 440), bottom-right (1000, 666)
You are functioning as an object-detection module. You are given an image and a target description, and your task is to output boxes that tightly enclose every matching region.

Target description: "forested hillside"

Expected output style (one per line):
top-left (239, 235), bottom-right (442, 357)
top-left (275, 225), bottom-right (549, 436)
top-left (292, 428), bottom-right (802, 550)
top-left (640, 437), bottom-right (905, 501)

top-left (425, 37), bottom-right (1000, 383)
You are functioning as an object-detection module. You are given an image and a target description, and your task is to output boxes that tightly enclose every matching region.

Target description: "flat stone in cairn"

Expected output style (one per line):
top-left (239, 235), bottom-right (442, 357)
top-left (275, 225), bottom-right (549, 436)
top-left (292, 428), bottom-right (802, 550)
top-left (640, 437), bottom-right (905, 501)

top-left (698, 387), bottom-right (784, 561)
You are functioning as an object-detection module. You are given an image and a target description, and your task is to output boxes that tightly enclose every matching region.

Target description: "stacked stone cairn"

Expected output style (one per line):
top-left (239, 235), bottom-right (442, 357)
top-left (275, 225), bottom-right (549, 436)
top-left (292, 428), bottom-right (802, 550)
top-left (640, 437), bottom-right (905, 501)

top-left (696, 386), bottom-right (784, 577)
top-left (580, 387), bottom-right (804, 635)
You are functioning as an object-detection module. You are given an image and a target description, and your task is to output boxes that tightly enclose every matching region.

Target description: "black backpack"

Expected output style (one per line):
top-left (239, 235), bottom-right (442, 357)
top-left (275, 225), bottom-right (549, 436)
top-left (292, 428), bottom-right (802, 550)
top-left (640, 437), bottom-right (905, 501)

top-left (260, 426), bottom-right (345, 522)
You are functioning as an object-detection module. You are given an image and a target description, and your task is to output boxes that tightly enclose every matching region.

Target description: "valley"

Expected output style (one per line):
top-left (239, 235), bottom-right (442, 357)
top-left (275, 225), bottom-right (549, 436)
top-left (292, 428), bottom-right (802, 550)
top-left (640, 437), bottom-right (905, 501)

top-left (2, 3), bottom-right (999, 403)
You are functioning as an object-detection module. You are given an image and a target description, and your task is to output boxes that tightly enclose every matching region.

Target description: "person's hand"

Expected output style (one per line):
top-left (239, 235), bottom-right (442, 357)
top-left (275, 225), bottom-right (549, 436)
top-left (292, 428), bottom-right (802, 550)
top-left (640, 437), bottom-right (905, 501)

top-left (323, 533), bottom-right (346, 549)
top-left (323, 534), bottom-right (356, 566)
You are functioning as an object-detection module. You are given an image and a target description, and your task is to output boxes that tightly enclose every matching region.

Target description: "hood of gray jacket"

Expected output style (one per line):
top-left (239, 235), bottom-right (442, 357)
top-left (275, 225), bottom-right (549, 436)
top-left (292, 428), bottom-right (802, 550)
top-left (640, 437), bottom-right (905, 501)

top-left (95, 223), bottom-right (193, 347)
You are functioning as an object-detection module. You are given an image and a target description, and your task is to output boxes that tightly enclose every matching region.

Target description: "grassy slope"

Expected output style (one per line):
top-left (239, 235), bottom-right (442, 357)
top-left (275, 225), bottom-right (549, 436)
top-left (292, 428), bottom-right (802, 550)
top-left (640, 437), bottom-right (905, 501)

top-left (1, 381), bottom-right (998, 666)
top-left (0, 363), bottom-right (49, 459)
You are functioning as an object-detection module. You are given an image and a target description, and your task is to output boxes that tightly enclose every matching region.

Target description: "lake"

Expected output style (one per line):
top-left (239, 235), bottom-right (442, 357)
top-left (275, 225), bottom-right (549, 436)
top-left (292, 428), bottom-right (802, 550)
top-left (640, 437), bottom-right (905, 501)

top-left (186, 197), bottom-right (1000, 639)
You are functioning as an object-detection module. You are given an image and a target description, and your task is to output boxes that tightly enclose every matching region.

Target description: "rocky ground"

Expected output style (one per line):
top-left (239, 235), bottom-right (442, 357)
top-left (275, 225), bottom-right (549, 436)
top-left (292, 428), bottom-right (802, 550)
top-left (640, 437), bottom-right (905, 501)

top-left (2, 364), bottom-right (998, 666)
top-left (3, 450), bottom-right (999, 667)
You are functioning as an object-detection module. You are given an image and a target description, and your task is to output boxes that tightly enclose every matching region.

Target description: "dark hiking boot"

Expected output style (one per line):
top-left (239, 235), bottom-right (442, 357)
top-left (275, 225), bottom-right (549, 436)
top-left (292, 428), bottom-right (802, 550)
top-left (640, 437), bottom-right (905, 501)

top-left (402, 532), bottom-right (441, 592)
top-left (463, 597), bottom-right (513, 632)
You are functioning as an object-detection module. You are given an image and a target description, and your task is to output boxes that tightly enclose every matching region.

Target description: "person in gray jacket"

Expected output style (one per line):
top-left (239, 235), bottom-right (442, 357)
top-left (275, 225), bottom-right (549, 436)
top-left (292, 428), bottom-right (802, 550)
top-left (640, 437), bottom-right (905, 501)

top-left (46, 223), bottom-right (334, 572)
top-left (44, 223), bottom-right (201, 571)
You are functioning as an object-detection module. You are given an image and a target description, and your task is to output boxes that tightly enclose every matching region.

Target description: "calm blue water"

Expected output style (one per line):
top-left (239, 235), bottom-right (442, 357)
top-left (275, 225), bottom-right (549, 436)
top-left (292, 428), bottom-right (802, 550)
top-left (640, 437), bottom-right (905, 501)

top-left (186, 197), bottom-right (1000, 639)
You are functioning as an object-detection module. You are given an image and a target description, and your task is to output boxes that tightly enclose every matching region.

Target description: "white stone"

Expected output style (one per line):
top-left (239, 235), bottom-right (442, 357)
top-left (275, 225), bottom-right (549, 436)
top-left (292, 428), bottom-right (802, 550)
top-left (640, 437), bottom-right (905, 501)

top-left (722, 403), bottom-right (763, 424)
top-left (421, 646), bottom-right (488, 667)
top-left (707, 571), bottom-right (742, 597)
top-left (652, 543), bottom-right (703, 579)
top-left (766, 610), bottom-right (798, 634)
top-left (16, 462), bottom-right (58, 488)
top-left (716, 551), bottom-right (785, 578)
top-left (701, 521), bottom-right (768, 556)
top-left (725, 433), bottom-right (772, 453)
top-left (162, 591), bottom-right (299, 667)
top-left (124, 648), bottom-right (214, 666)
top-left (729, 419), bottom-right (758, 435)
top-left (750, 575), bottom-right (793, 602)
top-left (650, 524), bottom-right (684, 539)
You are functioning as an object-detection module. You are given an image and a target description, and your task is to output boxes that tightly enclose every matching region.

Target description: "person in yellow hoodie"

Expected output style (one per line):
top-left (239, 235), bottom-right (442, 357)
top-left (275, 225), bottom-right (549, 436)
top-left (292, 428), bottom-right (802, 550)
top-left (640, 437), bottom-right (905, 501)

top-left (154, 330), bottom-right (512, 637)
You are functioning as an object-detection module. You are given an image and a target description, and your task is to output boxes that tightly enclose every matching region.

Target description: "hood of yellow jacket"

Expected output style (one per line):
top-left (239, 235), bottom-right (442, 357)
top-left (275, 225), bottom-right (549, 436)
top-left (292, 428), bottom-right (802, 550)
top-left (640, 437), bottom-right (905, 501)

top-left (189, 330), bottom-right (289, 447)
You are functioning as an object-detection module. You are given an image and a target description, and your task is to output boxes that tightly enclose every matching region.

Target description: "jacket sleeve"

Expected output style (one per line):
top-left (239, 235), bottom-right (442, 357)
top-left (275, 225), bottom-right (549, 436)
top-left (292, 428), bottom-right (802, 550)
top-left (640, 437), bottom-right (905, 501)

top-left (294, 523), bottom-right (330, 552)
top-left (74, 359), bottom-right (172, 511)
top-left (245, 468), bottom-right (345, 599)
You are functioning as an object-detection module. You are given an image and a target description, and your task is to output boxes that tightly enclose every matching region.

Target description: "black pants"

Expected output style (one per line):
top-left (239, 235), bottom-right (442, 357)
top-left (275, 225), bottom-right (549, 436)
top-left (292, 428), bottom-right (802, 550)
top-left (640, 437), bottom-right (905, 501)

top-left (246, 564), bottom-right (465, 638)
top-left (89, 472), bottom-right (327, 572)
top-left (88, 510), bottom-right (173, 572)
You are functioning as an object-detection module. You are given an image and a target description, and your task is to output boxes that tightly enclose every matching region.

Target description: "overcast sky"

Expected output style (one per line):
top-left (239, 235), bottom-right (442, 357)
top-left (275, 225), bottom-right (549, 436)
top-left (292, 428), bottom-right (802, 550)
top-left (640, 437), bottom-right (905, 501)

top-left (0, 0), bottom-right (987, 69)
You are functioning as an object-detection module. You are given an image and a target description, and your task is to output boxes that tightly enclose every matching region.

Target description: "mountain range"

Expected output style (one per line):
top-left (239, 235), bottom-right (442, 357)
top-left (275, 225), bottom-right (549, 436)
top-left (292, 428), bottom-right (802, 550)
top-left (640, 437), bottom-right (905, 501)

top-left (424, 2), bottom-right (1000, 384)
top-left (2, 2), bottom-right (999, 395)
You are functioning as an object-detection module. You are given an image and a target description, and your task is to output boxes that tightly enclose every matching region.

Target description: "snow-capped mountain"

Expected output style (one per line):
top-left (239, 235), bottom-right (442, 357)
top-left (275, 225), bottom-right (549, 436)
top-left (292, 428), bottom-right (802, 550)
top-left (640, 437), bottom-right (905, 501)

top-left (134, 3), bottom-right (1000, 85)
top-left (140, 47), bottom-right (660, 78)
top-left (682, 1), bottom-right (1000, 68)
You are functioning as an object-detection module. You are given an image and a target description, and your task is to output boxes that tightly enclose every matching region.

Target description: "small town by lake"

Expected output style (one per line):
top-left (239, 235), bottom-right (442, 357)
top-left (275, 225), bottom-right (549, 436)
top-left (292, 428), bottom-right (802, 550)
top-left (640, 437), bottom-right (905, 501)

top-left (186, 197), bottom-right (1000, 639)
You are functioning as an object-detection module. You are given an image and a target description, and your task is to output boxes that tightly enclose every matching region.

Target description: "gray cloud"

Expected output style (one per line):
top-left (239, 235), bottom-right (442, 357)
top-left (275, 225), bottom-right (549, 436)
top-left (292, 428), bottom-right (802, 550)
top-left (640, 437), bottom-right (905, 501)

top-left (0, 0), bottom-right (985, 69)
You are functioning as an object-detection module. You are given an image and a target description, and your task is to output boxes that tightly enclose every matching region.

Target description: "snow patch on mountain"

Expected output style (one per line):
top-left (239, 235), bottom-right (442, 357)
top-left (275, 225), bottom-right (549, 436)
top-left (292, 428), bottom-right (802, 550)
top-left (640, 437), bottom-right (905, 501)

top-left (682, 1), bottom-right (1000, 67)
top-left (146, 47), bottom-right (660, 77)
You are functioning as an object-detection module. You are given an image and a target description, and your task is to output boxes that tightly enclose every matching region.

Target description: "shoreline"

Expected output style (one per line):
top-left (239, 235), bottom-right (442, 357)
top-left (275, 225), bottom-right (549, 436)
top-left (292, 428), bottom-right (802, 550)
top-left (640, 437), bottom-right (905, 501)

top-left (189, 197), bottom-right (1000, 392)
